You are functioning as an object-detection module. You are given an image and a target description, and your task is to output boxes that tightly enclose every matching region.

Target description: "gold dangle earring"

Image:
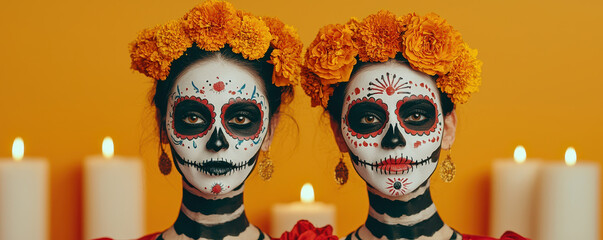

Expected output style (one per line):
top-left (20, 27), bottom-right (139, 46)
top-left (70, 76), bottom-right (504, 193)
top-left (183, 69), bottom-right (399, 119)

top-left (258, 147), bottom-right (274, 181)
top-left (335, 152), bottom-right (349, 185)
top-left (439, 148), bottom-right (456, 183)
top-left (159, 144), bottom-right (172, 175)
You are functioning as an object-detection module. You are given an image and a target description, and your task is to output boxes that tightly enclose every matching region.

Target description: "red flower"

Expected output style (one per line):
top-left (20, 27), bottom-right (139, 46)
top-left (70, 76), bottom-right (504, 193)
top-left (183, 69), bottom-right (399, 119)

top-left (279, 220), bottom-right (338, 240)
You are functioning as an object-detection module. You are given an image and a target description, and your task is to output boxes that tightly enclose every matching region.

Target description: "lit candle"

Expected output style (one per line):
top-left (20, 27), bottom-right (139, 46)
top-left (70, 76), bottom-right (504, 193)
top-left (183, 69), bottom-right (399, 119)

top-left (0, 137), bottom-right (48, 240)
top-left (270, 183), bottom-right (336, 237)
top-left (489, 145), bottom-right (541, 238)
top-left (84, 136), bottom-right (145, 239)
top-left (536, 147), bottom-right (600, 240)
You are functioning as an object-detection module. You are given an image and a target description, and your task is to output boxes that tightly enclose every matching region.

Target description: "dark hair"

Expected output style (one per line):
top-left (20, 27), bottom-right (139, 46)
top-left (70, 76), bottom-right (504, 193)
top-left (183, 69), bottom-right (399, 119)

top-left (325, 53), bottom-right (454, 123)
top-left (152, 44), bottom-right (294, 143)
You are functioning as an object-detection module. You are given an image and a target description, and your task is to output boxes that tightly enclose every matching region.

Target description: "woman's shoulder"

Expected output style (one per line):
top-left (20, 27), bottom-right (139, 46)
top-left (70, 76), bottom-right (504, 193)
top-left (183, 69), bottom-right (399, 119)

top-left (462, 231), bottom-right (530, 240)
top-left (93, 232), bottom-right (161, 240)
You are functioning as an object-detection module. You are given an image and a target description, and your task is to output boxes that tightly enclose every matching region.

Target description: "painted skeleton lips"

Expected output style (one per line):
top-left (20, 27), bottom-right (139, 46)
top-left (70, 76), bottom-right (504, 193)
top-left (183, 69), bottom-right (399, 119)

top-left (349, 151), bottom-right (438, 175)
top-left (201, 161), bottom-right (235, 175)
top-left (174, 153), bottom-right (253, 176)
top-left (376, 158), bottom-right (413, 172)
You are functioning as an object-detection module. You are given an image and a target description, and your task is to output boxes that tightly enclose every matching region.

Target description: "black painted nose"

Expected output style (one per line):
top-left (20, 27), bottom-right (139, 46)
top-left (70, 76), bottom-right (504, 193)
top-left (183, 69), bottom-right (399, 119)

top-left (206, 128), bottom-right (229, 152)
top-left (381, 124), bottom-right (406, 149)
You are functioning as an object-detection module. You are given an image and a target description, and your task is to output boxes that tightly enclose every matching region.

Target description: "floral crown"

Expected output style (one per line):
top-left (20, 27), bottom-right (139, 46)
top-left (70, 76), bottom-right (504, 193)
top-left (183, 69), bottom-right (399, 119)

top-left (301, 10), bottom-right (482, 107)
top-left (129, 0), bottom-right (303, 87)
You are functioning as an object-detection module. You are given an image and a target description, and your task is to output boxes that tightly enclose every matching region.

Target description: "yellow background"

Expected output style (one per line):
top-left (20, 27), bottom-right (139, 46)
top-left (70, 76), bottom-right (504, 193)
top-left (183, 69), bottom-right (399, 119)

top-left (1, 0), bottom-right (602, 239)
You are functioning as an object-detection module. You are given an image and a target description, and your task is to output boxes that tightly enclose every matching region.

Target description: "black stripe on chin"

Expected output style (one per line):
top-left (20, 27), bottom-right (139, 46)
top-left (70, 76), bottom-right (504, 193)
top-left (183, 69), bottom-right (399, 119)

top-left (368, 182), bottom-right (433, 217)
top-left (365, 212), bottom-right (444, 239)
top-left (182, 189), bottom-right (243, 215)
top-left (173, 209), bottom-right (250, 239)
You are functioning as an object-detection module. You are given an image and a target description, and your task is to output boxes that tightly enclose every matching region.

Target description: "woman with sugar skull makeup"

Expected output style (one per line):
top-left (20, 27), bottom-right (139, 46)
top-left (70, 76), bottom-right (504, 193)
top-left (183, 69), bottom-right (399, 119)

top-left (301, 11), bottom-right (528, 240)
top-left (107, 1), bottom-right (303, 239)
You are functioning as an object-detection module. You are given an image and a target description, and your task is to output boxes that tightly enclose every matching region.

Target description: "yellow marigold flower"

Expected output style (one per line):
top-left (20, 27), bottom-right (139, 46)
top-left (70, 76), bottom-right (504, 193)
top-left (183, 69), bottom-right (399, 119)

top-left (300, 67), bottom-right (334, 108)
top-left (357, 10), bottom-right (402, 62)
top-left (264, 17), bottom-right (303, 87)
top-left (228, 16), bottom-right (272, 60)
top-left (182, 0), bottom-right (241, 51)
top-left (129, 27), bottom-right (165, 80)
top-left (402, 12), bottom-right (463, 76)
top-left (305, 24), bottom-right (357, 84)
top-left (437, 44), bottom-right (482, 104)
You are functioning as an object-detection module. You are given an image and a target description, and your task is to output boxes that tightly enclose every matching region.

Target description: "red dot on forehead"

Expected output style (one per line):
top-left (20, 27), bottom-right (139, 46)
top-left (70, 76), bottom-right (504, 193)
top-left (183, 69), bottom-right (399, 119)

top-left (386, 86), bottom-right (395, 95)
top-left (354, 88), bottom-right (360, 94)
top-left (213, 81), bottom-right (225, 92)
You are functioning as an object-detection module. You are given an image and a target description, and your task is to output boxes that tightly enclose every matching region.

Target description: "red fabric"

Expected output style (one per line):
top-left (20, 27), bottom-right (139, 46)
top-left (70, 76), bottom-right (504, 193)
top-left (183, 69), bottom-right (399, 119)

top-left (277, 220), bottom-right (338, 240)
top-left (274, 220), bottom-right (529, 240)
top-left (93, 232), bottom-right (160, 240)
top-left (463, 231), bottom-right (530, 240)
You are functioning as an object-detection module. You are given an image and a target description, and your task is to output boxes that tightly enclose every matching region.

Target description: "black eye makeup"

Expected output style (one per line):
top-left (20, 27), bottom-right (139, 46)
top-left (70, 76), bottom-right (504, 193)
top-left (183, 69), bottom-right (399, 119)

top-left (347, 101), bottom-right (388, 135)
top-left (222, 100), bottom-right (263, 139)
top-left (397, 98), bottom-right (437, 132)
top-left (173, 98), bottom-right (215, 138)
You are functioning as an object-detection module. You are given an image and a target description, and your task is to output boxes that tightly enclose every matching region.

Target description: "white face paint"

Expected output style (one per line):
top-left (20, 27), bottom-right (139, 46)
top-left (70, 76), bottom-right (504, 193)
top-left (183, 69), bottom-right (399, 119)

top-left (166, 59), bottom-right (269, 196)
top-left (341, 61), bottom-right (444, 197)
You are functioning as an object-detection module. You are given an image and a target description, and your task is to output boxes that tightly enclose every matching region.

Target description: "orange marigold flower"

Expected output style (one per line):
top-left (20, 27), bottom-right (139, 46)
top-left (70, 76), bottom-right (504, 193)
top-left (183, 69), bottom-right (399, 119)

top-left (155, 20), bottom-right (194, 79)
top-left (305, 24), bottom-right (357, 84)
top-left (228, 16), bottom-right (272, 60)
top-left (345, 17), bottom-right (361, 33)
top-left (397, 13), bottom-right (418, 32)
top-left (357, 10), bottom-right (402, 62)
top-left (129, 27), bottom-right (165, 80)
top-left (300, 67), bottom-right (334, 108)
top-left (264, 17), bottom-right (303, 86)
top-left (182, 0), bottom-right (241, 51)
top-left (437, 43), bottom-right (482, 104)
top-left (402, 12), bottom-right (463, 76)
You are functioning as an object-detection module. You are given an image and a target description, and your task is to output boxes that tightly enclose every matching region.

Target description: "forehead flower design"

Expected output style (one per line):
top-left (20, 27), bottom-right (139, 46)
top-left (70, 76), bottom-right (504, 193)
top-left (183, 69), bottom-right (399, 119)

top-left (301, 10), bottom-right (482, 107)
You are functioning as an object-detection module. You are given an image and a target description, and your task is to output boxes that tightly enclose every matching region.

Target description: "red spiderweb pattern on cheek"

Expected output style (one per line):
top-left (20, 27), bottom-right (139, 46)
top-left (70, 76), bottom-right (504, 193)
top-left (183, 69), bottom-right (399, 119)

top-left (396, 95), bottom-right (439, 136)
top-left (344, 97), bottom-right (389, 139)
top-left (171, 96), bottom-right (216, 140)
top-left (220, 97), bottom-right (264, 141)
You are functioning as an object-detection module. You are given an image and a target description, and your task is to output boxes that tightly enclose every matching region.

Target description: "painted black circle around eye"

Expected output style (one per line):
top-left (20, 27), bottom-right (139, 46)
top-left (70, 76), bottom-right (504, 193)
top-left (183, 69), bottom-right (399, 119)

top-left (398, 99), bottom-right (436, 131)
top-left (347, 102), bottom-right (387, 135)
top-left (223, 101), bottom-right (262, 138)
top-left (174, 100), bottom-right (213, 137)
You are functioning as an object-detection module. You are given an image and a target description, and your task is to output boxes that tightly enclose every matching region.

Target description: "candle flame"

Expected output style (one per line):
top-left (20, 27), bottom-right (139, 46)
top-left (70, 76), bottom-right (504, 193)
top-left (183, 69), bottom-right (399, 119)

top-left (513, 145), bottom-right (526, 164)
top-left (102, 136), bottom-right (114, 159)
top-left (300, 183), bottom-right (315, 203)
top-left (12, 137), bottom-right (24, 162)
top-left (565, 147), bottom-right (577, 166)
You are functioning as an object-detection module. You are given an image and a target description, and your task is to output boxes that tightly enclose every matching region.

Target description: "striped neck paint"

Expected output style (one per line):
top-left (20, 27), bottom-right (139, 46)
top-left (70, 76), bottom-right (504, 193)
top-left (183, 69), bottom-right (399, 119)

top-left (158, 181), bottom-right (269, 240)
top-left (345, 181), bottom-right (461, 240)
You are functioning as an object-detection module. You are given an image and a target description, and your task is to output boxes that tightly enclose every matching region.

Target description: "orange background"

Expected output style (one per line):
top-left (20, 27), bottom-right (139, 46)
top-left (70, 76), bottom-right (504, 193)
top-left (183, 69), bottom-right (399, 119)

top-left (1, 0), bottom-right (602, 239)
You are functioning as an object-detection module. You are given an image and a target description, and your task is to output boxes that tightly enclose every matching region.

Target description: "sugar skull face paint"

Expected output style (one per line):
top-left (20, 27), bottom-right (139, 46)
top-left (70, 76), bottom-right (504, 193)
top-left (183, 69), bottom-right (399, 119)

top-left (341, 62), bottom-right (443, 196)
top-left (166, 59), bottom-right (269, 196)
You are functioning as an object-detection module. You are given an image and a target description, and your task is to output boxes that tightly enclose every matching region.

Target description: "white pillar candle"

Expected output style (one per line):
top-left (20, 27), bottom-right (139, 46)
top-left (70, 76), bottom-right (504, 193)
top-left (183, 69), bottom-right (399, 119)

top-left (536, 147), bottom-right (600, 240)
top-left (270, 183), bottom-right (336, 237)
top-left (84, 137), bottom-right (145, 239)
top-left (490, 145), bottom-right (541, 238)
top-left (0, 137), bottom-right (48, 240)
